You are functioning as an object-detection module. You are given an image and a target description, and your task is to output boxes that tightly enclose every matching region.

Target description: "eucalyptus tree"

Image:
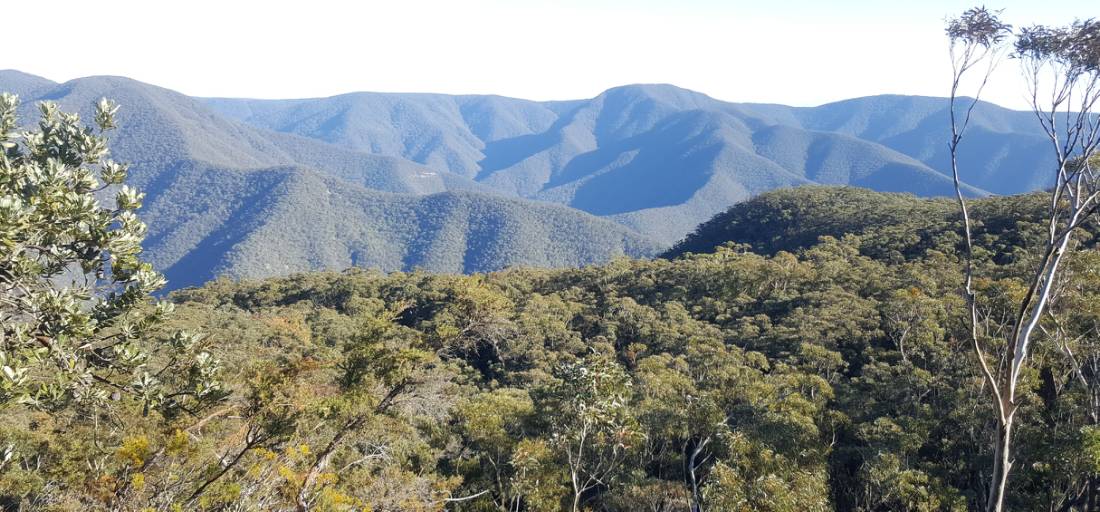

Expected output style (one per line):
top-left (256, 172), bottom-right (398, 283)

top-left (946, 9), bottom-right (1100, 511)
top-left (537, 356), bottom-right (639, 512)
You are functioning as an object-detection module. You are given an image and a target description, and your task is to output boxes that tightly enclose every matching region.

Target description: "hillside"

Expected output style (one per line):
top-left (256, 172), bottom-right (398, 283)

top-left (138, 162), bottom-right (660, 289)
top-left (664, 186), bottom-right (1082, 262)
top-left (0, 73), bottom-right (670, 289)
top-left (789, 95), bottom-right (1054, 195)
top-left (0, 69), bottom-right (56, 98)
top-left (209, 84), bottom-right (1016, 244)
top-left (18, 75), bottom-right (481, 195)
top-left (204, 92), bottom-right (566, 179)
top-left (14, 187), bottom-right (1097, 511)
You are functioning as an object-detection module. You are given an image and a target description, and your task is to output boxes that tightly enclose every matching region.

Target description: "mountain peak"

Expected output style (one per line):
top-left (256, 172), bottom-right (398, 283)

top-left (51, 74), bottom-right (169, 94)
top-left (596, 83), bottom-right (717, 106)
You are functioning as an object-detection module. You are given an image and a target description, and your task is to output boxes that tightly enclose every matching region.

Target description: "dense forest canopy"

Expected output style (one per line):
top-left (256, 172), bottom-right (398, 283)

top-left (5, 182), bottom-right (1100, 510)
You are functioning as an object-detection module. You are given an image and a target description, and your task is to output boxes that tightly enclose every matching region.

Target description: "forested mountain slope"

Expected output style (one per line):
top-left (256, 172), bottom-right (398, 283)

top-left (788, 95), bottom-right (1053, 195)
top-left (17, 75), bottom-right (480, 194)
top-left (137, 162), bottom-right (660, 289)
top-left (664, 186), bottom-right (1070, 261)
top-left (209, 84), bottom-right (1027, 243)
top-left (24, 186), bottom-right (1087, 511)
top-left (0, 73), bottom-right (665, 288)
top-left (204, 92), bottom-right (570, 180)
top-left (0, 69), bottom-right (56, 98)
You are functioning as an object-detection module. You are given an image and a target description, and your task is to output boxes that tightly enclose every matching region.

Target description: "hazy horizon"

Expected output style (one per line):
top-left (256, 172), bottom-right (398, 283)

top-left (9, 0), bottom-right (1095, 109)
top-left (2, 69), bottom-right (1065, 113)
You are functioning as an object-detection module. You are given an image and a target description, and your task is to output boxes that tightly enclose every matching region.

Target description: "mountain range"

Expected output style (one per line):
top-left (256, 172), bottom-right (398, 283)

top-left (0, 70), bottom-right (1055, 289)
top-left (206, 85), bottom-right (1046, 241)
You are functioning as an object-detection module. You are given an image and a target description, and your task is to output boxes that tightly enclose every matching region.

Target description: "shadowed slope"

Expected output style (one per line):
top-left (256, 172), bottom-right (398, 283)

top-left (137, 163), bottom-right (661, 289)
top-left (791, 95), bottom-right (1054, 194)
top-left (210, 84), bottom-right (1004, 244)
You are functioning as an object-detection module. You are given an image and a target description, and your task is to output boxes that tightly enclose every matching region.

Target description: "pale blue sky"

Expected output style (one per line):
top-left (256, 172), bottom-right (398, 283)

top-left (6, 0), bottom-right (1095, 108)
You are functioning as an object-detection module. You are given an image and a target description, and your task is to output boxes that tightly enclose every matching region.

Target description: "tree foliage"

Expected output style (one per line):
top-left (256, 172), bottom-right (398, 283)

top-left (3, 183), bottom-right (1096, 510)
top-left (0, 94), bottom-right (222, 414)
top-left (0, 96), bottom-right (229, 510)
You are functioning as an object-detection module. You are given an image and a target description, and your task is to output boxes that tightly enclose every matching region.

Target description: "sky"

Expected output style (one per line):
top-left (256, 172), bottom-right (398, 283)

top-left (4, 0), bottom-right (1095, 109)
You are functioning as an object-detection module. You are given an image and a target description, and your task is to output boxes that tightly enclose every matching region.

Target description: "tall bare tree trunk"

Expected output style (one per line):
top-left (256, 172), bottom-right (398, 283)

top-left (987, 417), bottom-right (1014, 512)
top-left (944, 12), bottom-right (1011, 509)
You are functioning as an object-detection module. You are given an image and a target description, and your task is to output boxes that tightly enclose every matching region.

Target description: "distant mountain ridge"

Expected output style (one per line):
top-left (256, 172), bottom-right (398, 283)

top-left (0, 70), bottom-right (1054, 287)
top-left (17, 74), bottom-right (482, 195)
top-left (0, 71), bottom-right (659, 289)
top-left (207, 84), bottom-right (1042, 243)
top-left (141, 162), bottom-right (660, 289)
